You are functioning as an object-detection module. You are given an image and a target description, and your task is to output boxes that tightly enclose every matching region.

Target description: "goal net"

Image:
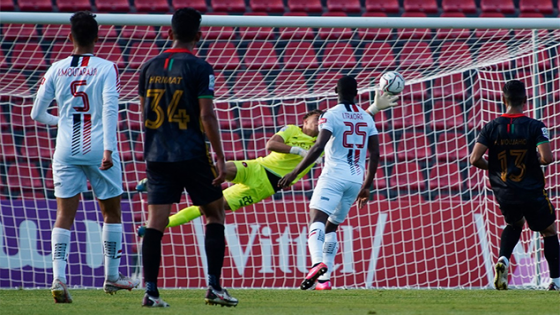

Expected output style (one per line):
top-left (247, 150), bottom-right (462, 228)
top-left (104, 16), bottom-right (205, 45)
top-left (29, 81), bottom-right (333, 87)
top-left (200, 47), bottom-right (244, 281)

top-left (0, 13), bottom-right (559, 289)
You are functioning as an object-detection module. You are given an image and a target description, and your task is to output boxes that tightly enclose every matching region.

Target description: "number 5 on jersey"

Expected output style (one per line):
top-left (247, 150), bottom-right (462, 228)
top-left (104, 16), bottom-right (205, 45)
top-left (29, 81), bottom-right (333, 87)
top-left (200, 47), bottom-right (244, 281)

top-left (145, 89), bottom-right (190, 130)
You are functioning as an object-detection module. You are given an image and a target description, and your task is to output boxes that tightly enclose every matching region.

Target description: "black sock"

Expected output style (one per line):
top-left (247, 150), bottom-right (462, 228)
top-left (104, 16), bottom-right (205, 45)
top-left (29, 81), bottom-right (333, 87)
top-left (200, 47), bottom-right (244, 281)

top-left (543, 235), bottom-right (560, 279)
top-left (498, 224), bottom-right (522, 260)
top-left (205, 223), bottom-right (225, 291)
top-left (142, 228), bottom-right (163, 297)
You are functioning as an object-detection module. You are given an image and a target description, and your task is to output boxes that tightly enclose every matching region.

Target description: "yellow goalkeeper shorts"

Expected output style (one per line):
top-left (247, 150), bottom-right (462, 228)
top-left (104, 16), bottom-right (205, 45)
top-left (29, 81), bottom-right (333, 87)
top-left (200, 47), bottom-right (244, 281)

top-left (223, 160), bottom-right (277, 211)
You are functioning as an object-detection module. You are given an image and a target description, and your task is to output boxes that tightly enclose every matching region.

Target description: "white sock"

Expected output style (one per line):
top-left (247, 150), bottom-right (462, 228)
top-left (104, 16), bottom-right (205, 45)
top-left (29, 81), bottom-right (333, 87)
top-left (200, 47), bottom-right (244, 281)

top-left (498, 256), bottom-right (509, 267)
top-left (308, 222), bottom-right (325, 266)
top-left (51, 227), bottom-right (71, 284)
top-left (103, 223), bottom-right (123, 282)
top-left (318, 231), bottom-right (338, 281)
top-left (552, 278), bottom-right (560, 287)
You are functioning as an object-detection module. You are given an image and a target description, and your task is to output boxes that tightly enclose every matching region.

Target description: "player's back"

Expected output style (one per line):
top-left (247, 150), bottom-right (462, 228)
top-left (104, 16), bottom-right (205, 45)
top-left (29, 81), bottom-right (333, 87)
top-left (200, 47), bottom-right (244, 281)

top-left (140, 48), bottom-right (215, 162)
top-left (48, 55), bottom-right (119, 165)
top-left (319, 103), bottom-right (377, 184)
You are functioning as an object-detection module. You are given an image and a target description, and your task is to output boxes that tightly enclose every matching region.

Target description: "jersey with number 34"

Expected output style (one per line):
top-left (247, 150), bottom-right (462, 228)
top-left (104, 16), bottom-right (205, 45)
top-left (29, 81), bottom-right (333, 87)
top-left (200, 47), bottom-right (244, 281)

top-left (318, 103), bottom-right (377, 184)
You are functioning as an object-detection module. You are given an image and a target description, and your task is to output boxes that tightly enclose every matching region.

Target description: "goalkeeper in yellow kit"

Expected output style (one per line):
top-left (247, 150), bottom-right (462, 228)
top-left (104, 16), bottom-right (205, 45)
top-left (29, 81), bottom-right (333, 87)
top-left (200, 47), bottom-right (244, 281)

top-left (137, 92), bottom-right (397, 235)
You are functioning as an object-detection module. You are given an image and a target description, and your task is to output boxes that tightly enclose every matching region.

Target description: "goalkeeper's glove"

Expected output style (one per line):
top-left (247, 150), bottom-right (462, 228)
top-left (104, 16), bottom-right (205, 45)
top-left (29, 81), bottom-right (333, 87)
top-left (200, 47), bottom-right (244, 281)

top-left (366, 89), bottom-right (399, 115)
top-left (290, 146), bottom-right (308, 157)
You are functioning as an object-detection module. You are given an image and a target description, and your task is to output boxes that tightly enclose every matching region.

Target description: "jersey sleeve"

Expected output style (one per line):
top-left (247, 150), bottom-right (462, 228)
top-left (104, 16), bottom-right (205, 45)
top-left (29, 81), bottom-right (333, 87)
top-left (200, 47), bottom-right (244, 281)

top-left (276, 125), bottom-right (297, 142)
top-left (535, 120), bottom-right (550, 146)
top-left (101, 63), bottom-right (120, 152)
top-left (368, 115), bottom-right (378, 136)
top-left (476, 122), bottom-right (492, 147)
top-left (197, 62), bottom-right (215, 99)
top-left (318, 110), bottom-right (335, 133)
top-left (30, 67), bottom-right (59, 126)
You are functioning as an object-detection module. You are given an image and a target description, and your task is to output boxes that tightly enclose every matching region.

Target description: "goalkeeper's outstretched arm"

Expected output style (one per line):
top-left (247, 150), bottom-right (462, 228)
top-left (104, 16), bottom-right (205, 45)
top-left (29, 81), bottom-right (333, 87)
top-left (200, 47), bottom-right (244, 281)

top-left (366, 89), bottom-right (399, 116)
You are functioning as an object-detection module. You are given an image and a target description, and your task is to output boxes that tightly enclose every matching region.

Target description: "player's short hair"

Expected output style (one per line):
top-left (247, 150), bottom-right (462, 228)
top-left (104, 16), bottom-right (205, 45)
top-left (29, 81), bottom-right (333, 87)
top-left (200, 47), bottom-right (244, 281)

top-left (336, 75), bottom-right (358, 99)
top-left (303, 109), bottom-right (323, 121)
top-left (502, 80), bottom-right (527, 107)
top-left (70, 11), bottom-right (98, 47)
top-left (172, 8), bottom-right (202, 43)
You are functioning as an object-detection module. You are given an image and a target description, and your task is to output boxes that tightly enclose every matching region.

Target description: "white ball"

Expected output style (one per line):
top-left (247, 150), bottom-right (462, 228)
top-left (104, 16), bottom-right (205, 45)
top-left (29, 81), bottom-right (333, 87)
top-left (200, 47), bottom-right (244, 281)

top-left (379, 71), bottom-right (405, 95)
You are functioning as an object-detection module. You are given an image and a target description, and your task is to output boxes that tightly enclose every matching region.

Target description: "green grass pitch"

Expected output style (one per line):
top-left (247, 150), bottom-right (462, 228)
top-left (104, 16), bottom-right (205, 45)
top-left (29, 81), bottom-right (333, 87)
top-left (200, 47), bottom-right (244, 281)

top-left (1, 288), bottom-right (559, 315)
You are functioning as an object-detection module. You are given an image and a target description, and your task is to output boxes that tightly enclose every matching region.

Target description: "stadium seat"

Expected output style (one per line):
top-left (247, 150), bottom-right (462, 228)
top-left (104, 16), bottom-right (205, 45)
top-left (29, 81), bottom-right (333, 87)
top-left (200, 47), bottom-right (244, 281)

top-left (287, 0), bottom-right (324, 13)
top-left (7, 164), bottom-right (43, 190)
top-left (438, 41), bottom-right (473, 70)
top-left (360, 42), bottom-right (396, 69)
top-left (515, 46), bottom-right (551, 71)
top-left (396, 132), bottom-right (432, 161)
top-left (354, 70), bottom-right (383, 94)
top-left (0, 72), bottom-right (32, 98)
top-left (95, 0), bottom-right (130, 12)
top-left (98, 25), bottom-right (119, 40)
top-left (239, 13), bottom-right (275, 40)
top-left (475, 41), bottom-right (511, 70)
top-left (120, 25), bottom-right (158, 40)
top-left (119, 71), bottom-right (138, 99)
top-left (441, 0), bottom-right (477, 13)
top-left (0, 131), bottom-right (18, 162)
top-left (1, 0), bottom-right (14, 10)
top-left (96, 42), bottom-right (126, 68)
top-left (120, 101), bottom-right (143, 132)
top-left (326, 0), bottom-right (362, 13)
top-left (312, 70), bottom-right (342, 95)
top-left (519, 0), bottom-right (554, 13)
top-left (516, 72), bottom-right (547, 98)
top-left (364, 0), bottom-right (400, 13)
top-left (318, 12), bottom-right (354, 40)
top-left (126, 42), bottom-right (161, 69)
top-left (399, 72), bottom-right (429, 99)
top-left (18, 0), bottom-right (53, 11)
top-left (42, 24), bottom-right (71, 41)
top-left (132, 133), bottom-right (144, 161)
top-left (282, 41), bottom-right (319, 70)
top-left (48, 40), bottom-right (74, 64)
top-left (373, 166), bottom-right (387, 190)
top-left (435, 132), bottom-right (469, 162)
top-left (2, 24), bottom-right (38, 41)
top-left (124, 163), bottom-right (147, 191)
top-left (274, 70), bottom-right (310, 96)
top-left (397, 13), bottom-right (431, 40)
top-left (243, 41), bottom-right (280, 70)
top-left (378, 133), bottom-right (395, 162)
top-left (171, 0), bottom-right (208, 11)
top-left (475, 13), bottom-right (511, 40)
top-left (467, 100), bottom-right (502, 129)
top-left (371, 107), bottom-right (389, 131)
top-left (432, 73), bottom-right (468, 100)
top-left (250, 0), bottom-right (285, 12)
top-left (391, 103), bottom-right (426, 130)
top-left (480, 0), bottom-right (516, 13)
top-left (10, 101), bottom-right (35, 130)
top-left (466, 165), bottom-right (490, 191)
top-left (213, 72), bottom-right (231, 98)
top-left (279, 12), bottom-right (315, 40)
top-left (403, 0), bottom-right (439, 13)
top-left (277, 102), bottom-right (309, 127)
top-left (135, 0), bottom-right (170, 12)
top-left (428, 162), bottom-right (463, 190)
top-left (234, 71), bottom-right (269, 99)
top-left (205, 42), bottom-right (240, 70)
top-left (321, 42), bottom-right (357, 69)
top-left (200, 13), bottom-right (236, 40)
top-left (431, 101), bottom-right (465, 131)
top-left (221, 132), bottom-right (246, 160)
top-left (56, 0), bottom-right (91, 11)
top-left (389, 161), bottom-right (426, 190)
top-left (117, 132), bottom-right (134, 162)
top-left (246, 131), bottom-right (273, 159)
top-left (212, 0), bottom-right (246, 12)
top-left (357, 12), bottom-right (393, 40)
top-left (21, 131), bottom-right (54, 161)
top-left (238, 102), bottom-right (276, 129)
top-left (514, 13), bottom-right (549, 40)
top-left (214, 102), bottom-right (238, 129)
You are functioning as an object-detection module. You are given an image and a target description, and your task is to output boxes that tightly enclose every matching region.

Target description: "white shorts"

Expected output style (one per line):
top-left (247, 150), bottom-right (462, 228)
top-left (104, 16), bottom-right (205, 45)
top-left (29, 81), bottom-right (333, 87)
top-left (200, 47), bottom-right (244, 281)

top-left (309, 175), bottom-right (362, 225)
top-left (52, 157), bottom-right (123, 200)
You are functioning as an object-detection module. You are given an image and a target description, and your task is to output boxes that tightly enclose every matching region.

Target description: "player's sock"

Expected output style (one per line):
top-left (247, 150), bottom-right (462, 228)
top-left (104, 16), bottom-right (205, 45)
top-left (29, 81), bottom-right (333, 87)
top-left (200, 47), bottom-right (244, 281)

top-left (142, 228), bottom-right (163, 297)
top-left (498, 224), bottom-right (522, 260)
top-left (167, 206), bottom-right (202, 228)
top-left (308, 222), bottom-right (326, 266)
top-left (205, 223), bottom-right (225, 291)
top-left (543, 235), bottom-right (559, 279)
top-left (318, 231), bottom-right (338, 281)
top-left (103, 223), bottom-right (122, 282)
top-left (51, 227), bottom-right (71, 284)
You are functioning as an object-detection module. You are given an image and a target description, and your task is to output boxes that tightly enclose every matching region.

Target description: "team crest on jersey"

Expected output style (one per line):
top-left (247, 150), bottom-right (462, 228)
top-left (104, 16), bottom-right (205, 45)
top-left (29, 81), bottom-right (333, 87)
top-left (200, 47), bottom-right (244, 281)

top-left (542, 127), bottom-right (549, 139)
top-left (209, 74), bottom-right (215, 91)
top-left (242, 162), bottom-right (248, 168)
top-left (319, 118), bottom-right (327, 125)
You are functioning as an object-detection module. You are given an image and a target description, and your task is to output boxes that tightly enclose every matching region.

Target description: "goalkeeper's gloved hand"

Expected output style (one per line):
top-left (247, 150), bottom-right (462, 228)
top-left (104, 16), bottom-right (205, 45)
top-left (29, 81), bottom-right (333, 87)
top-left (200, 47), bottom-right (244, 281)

top-left (290, 146), bottom-right (308, 157)
top-left (367, 89), bottom-right (399, 115)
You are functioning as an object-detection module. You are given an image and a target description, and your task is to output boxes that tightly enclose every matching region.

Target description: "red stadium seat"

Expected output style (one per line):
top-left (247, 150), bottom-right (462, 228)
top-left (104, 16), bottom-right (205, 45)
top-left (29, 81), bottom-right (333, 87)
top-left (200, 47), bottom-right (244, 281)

top-left (222, 132), bottom-right (246, 160)
top-left (391, 103), bottom-right (426, 130)
top-left (516, 72), bottom-right (547, 98)
top-left (18, 0), bottom-right (53, 11)
top-left (98, 25), bottom-right (119, 40)
top-left (480, 0), bottom-right (516, 13)
top-left (398, 41), bottom-right (434, 69)
top-left (279, 12), bottom-right (315, 40)
top-left (200, 13), bottom-right (236, 40)
top-left (441, 0), bottom-right (477, 13)
top-left (233, 71), bottom-right (269, 99)
top-left (135, 0), bottom-right (170, 12)
top-left (0, 131), bottom-right (18, 162)
top-left (435, 13), bottom-right (471, 39)
top-left (206, 42), bottom-right (240, 70)
top-left (378, 133), bottom-right (394, 162)
top-left (515, 46), bottom-right (551, 71)
top-left (0, 0), bottom-right (15, 10)
top-left (438, 41), bottom-right (473, 70)
top-left (124, 163), bottom-right (147, 191)
top-left (360, 42), bottom-right (396, 69)
top-left (364, 0), bottom-right (400, 13)
top-left (318, 12), bottom-right (354, 40)
top-left (117, 132), bottom-right (134, 162)
top-left (287, 0), bottom-right (324, 13)
top-left (467, 100), bottom-right (502, 129)
top-left (171, 0), bottom-right (208, 11)
top-left (475, 41), bottom-right (511, 70)
top-left (432, 73), bottom-right (468, 100)
top-left (213, 72), bottom-right (231, 98)
top-left (250, 0), bottom-right (285, 12)
top-left (313, 70), bottom-right (342, 95)
top-left (373, 166), bottom-right (387, 190)
top-left (435, 132), bottom-right (469, 162)
top-left (132, 133), bottom-right (144, 161)
top-left (126, 42), bottom-right (161, 69)
top-left (243, 41), bottom-right (280, 70)
top-left (214, 102), bottom-right (238, 130)
top-left (120, 101), bottom-right (143, 132)
top-left (21, 131), bottom-right (54, 161)
top-left (514, 14), bottom-right (550, 40)
top-left (519, 0), bottom-right (553, 13)
top-left (95, 0), bottom-right (130, 12)
top-left (212, 0), bottom-right (246, 12)
top-left (428, 162), bottom-right (463, 190)
top-left (96, 42), bottom-right (126, 68)
top-left (10, 101), bottom-right (38, 130)
top-left (120, 25), bottom-right (158, 39)
top-left (321, 42), bottom-right (357, 69)
top-left (42, 24), bottom-right (71, 40)
top-left (274, 70), bottom-right (310, 96)
top-left (399, 71), bottom-right (429, 99)
top-left (119, 71), bottom-right (138, 99)
top-left (396, 132), bottom-right (431, 161)
top-left (466, 165), bottom-right (489, 191)
top-left (7, 164), bottom-right (43, 190)
top-left (239, 13), bottom-right (275, 40)
top-left (282, 42), bottom-right (319, 70)
top-left (277, 102), bottom-right (309, 127)
top-left (326, 0), bottom-right (362, 13)
top-left (357, 13), bottom-right (392, 40)
top-left (389, 161), bottom-right (426, 190)
top-left (431, 101), bottom-right (465, 131)
top-left (397, 13), bottom-right (431, 40)
top-left (238, 102), bottom-right (276, 129)
top-left (403, 0), bottom-right (439, 13)
top-left (56, 0), bottom-right (91, 11)
top-left (2, 24), bottom-right (38, 41)
top-left (0, 72), bottom-right (32, 97)
top-left (48, 40), bottom-right (74, 64)
top-left (475, 13), bottom-right (511, 39)
top-left (246, 131), bottom-right (273, 159)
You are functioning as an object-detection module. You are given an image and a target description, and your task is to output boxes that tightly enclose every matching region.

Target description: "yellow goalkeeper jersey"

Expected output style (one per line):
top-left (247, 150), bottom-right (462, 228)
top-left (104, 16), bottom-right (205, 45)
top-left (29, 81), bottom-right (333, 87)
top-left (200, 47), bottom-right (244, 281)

top-left (256, 125), bottom-right (317, 180)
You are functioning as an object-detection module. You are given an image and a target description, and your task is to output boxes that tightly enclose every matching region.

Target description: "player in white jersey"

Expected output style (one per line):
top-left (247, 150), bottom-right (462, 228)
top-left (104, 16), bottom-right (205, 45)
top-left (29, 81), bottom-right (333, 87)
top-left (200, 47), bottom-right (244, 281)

top-left (30, 12), bottom-right (138, 303)
top-left (279, 76), bottom-right (382, 290)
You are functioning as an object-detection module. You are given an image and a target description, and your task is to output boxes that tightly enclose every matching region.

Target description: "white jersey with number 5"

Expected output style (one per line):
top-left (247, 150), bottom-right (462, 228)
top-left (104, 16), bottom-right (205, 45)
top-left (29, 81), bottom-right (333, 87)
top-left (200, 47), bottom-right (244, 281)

top-left (318, 103), bottom-right (377, 184)
top-left (31, 54), bottom-right (120, 165)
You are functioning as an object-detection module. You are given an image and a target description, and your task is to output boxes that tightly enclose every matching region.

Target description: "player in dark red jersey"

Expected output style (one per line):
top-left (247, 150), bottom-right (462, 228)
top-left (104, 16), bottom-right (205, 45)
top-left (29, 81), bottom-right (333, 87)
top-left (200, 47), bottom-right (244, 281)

top-left (138, 8), bottom-right (237, 307)
top-left (470, 80), bottom-right (559, 291)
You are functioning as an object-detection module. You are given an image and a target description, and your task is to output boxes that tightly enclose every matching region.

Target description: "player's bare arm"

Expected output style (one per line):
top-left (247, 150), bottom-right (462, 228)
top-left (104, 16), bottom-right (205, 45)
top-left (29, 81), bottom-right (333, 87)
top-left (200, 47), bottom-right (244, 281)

top-left (537, 142), bottom-right (553, 165)
top-left (357, 134), bottom-right (380, 209)
top-left (469, 142), bottom-right (489, 170)
top-left (199, 98), bottom-right (226, 186)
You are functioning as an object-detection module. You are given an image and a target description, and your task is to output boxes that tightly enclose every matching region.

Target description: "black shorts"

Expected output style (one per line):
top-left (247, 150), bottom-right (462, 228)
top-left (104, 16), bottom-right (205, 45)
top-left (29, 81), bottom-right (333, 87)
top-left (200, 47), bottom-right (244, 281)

top-left (146, 156), bottom-right (223, 206)
top-left (499, 194), bottom-right (557, 231)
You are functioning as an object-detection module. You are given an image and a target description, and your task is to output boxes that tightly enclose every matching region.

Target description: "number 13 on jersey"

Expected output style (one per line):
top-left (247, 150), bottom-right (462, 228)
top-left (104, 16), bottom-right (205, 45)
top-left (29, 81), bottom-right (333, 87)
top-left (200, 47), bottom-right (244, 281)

top-left (145, 89), bottom-right (190, 130)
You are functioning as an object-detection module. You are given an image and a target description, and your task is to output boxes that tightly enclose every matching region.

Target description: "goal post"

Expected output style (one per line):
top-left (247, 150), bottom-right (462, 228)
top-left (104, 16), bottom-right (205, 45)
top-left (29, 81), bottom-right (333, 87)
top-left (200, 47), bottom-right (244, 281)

top-left (0, 12), bottom-right (559, 289)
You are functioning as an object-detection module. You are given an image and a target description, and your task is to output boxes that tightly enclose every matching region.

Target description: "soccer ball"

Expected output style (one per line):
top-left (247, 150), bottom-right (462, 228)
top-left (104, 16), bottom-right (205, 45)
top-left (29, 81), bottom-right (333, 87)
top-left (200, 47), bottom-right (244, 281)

top-left (379, 71), bottom-right (405, 95)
